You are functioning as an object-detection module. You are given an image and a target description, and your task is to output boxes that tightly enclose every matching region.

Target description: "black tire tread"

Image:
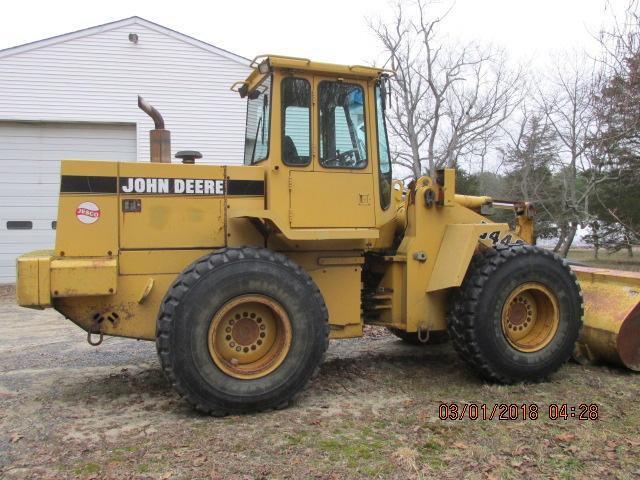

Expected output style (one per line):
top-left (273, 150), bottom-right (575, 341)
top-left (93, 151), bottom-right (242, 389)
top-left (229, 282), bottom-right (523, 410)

top-left (448, 244), bottom-right (584, 383)
top-left (155, 247), bottom-right (329, 415)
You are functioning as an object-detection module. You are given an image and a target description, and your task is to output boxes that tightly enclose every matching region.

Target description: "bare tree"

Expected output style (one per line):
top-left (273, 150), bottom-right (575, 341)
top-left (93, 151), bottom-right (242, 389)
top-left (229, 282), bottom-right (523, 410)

top-left (597, 0), bottom-right (640, 79)
top-left (537, 53), bottom-right (601, 257)
top-left (499, 105), bottom-right (565, 241)
top-left (370, 0), bottom-right (524, 179)
top-left (370, 2), bottom-right (428, 180)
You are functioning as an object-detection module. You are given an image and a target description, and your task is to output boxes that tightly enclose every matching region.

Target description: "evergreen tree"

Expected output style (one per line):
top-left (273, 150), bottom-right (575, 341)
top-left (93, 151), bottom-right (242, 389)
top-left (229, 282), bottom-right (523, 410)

top-left (501, 115), bottom-right (563, 241)
top-left (590, 47), bottom-right (640, 252)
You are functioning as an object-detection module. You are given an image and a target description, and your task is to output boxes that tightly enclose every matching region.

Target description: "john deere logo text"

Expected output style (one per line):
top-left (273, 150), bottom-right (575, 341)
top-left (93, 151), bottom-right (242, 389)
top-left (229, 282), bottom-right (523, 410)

top-left (119, 177), bottom-right (225, 195)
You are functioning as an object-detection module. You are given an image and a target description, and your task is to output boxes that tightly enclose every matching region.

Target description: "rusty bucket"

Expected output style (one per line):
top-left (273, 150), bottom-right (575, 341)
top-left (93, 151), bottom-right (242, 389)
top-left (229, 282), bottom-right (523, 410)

top-left (572, 266), bottom-right (640, 371)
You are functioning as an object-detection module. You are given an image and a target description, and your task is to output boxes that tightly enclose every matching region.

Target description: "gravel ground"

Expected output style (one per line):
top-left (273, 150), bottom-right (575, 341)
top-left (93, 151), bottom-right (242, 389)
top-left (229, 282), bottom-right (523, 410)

top-left (1, 284), bottom-right (639, 479)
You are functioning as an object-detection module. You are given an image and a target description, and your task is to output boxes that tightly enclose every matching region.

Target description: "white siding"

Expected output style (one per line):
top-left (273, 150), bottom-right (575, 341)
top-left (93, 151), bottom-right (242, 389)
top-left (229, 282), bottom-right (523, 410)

top-left (0, 121), bottom-right (136, 283)
top-left (0, 19), bottom-right (251, 164)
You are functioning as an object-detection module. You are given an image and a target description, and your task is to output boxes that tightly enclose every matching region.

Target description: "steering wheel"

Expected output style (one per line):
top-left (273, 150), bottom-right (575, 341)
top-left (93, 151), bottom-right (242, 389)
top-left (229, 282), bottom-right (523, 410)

top-left (324, 149), bottom-right (360, 167)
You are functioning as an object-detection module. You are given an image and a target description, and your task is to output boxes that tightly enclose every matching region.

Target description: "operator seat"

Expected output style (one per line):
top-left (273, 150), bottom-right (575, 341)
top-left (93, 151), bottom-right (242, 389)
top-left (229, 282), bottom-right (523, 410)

top-left (283, 135), bottom-right (300, 164)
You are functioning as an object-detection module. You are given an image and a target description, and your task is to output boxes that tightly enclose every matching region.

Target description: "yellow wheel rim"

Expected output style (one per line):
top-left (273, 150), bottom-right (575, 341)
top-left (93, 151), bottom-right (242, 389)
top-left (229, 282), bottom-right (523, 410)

top-left (501, 282), bottom-right (560, 353)
top-left (207, 294), bottom-right (292, 379)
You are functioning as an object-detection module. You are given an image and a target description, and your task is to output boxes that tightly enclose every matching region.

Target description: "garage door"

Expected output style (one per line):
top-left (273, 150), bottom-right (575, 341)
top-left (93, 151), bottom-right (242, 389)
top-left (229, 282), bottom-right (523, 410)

top-left (0, 122), bottom-right (136, 283)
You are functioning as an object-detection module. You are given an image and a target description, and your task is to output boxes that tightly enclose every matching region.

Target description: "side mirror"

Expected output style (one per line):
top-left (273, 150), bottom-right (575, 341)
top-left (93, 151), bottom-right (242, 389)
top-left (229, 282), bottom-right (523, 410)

top-left (380, 78), bottom-right (388, 110)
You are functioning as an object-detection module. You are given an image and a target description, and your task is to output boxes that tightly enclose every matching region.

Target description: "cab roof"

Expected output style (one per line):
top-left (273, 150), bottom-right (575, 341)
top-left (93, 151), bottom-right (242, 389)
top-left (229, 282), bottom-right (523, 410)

top-left (232, 54), bottom-right (393, 97)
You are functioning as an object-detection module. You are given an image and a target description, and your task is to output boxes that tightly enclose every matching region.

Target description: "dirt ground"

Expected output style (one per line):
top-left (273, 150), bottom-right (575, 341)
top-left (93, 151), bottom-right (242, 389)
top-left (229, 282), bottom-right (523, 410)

top-left (1, 277), bottom-right (639, 479)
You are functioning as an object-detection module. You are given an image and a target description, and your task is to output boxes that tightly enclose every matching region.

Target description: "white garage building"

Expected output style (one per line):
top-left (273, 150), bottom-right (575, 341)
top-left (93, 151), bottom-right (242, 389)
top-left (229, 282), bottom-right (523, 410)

top-left (0, 17), bottom-right (251, 282)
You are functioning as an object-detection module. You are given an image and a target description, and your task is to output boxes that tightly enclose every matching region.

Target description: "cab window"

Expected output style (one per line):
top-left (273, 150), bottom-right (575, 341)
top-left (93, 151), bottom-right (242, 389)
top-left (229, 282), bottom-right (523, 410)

top-left (375, 82), bottom-right (392, 209)
top-left (244, 75), bottom-right (272, 165)
top-left (318, 81), bottom-right (367, 169)
top-left (282, 78), bottom-right (311, 165)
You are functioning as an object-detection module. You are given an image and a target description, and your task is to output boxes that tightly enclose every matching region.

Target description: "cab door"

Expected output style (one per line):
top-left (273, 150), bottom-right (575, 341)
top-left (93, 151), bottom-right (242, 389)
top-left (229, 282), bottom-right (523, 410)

top-left (288, 76), bottom-right (375, 228)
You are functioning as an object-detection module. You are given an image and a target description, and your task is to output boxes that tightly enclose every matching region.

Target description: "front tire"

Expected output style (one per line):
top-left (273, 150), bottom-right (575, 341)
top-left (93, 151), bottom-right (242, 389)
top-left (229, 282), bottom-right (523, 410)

top-left (156, 247), bottom-right (329, 415)
top-left (448, 244), bottom-right (583, 383)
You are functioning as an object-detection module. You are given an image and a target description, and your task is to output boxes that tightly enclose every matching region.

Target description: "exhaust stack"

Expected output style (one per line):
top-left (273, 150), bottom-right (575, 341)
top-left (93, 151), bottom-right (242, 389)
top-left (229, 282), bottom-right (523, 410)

top-left (138, 96), bottom-right (171, 163)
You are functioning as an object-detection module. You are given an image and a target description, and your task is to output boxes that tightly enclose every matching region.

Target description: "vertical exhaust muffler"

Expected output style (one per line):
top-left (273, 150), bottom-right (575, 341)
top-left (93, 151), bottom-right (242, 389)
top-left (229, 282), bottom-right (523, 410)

top-left (138, 96), bottom-right (171, 163)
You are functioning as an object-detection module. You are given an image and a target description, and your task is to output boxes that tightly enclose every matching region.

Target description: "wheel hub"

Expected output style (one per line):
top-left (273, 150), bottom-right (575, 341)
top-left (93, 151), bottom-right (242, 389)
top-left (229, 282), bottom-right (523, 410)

top-left (208, 294), bottom-right (292, 379)
top-left (231, 317), bottom-right (261, 346)
top-left (507, 301), bottom-right (529, 326)
top-left (501, 283), bottom-right (559, 353)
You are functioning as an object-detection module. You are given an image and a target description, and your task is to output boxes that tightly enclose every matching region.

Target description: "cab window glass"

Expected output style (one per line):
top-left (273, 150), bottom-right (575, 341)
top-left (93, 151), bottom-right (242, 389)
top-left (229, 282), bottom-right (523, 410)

top-left (376, 83), bottom-right (392, 209)
top-left (318, 81), bottom-right (367, 169)
top-left (282, 78), bottom-right (311, 165)
top-left (244, 75), bottom-right (272, 164)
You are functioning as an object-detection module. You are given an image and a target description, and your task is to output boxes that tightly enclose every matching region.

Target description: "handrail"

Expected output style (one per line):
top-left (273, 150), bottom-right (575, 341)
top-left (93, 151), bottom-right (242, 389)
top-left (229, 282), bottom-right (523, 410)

top-left (349, 64), bottom-right (395, 76)
top-left (250, 54), bottom-right (312, 68)
top-left (230, 81), bottom-right (247, 92)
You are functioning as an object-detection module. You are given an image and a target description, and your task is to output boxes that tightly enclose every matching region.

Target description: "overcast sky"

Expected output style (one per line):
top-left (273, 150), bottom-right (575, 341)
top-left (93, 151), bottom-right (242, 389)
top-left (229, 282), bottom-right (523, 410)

top-left (0, 0), bottom-right (626, 70)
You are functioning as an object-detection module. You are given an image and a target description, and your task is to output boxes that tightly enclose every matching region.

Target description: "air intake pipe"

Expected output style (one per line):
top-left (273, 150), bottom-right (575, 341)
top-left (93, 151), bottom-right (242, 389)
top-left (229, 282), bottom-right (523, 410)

top-left (138, 95), bottom-right (171, 163)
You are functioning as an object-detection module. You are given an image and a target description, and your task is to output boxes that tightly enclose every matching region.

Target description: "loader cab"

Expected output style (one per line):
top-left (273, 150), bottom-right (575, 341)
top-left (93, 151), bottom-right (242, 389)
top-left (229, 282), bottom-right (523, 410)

top-left (236, 56), bottom-right (394, 233)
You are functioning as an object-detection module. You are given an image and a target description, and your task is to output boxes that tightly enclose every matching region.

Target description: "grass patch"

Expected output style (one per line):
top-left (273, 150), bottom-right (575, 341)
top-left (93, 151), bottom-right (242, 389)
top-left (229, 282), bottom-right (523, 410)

top-left (545, 457), bottom-right (584, 479)
top-left (318, 435), bottom-right (388, 468)
top-left (285, 431), bottom-right (308, 445)
top-left (568, 248), bottom-right (640, 271)
top-left (418, 440), bottom-right (446, 470)
top-left (74, 462), bottom-right (100, 475)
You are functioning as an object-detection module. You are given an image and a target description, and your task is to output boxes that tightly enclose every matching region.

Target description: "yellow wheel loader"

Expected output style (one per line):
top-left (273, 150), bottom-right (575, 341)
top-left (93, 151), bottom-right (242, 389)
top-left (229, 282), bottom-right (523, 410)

top-left (16, 55), bottom-right (640, 415)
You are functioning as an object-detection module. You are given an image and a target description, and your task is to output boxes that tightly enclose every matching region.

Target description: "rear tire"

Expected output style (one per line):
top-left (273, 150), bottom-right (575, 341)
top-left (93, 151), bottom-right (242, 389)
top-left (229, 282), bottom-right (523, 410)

top-left (448, 244), bottom-right (583, 383)
top-left (156, 247), bottom-right (329, 415)
top-left (386, 328), bottom-right (449, 345)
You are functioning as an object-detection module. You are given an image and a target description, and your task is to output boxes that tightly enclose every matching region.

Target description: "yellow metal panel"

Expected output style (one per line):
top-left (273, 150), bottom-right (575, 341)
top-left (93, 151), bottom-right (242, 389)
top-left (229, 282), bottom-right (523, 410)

top-left (227, 216), bottom-right (266, 248)
top-left (330, 323), bottom-right (363, 339)
top-left (229, 206), bottom-right (379, 240)
top-left (427, 224), bottom-right (499, 292)
top-left (225, 166), bottom-right (267, 248)
top-left (268, 55), bottom-right (387, 79)
top-left (290, 171), bottom-right (375, 228)
top-left (309, 266), bottom-right (361, 327)
top-left (396, 177), bottom-right (518, 333)
top-left (120, 196), bottom-right (225, 249)
top-left (38, 256), bottom-right (52, 306)
top-left (119, 162), bottom-right (227, 250)
top-left (226, 165), bottom-right (265, 182)
top-left (55, 161), bottom-right (119, 257)
top-left (16, 254), bottom-right (41, 307)
top-left (120, 249), bottom-right (209, 275)
top-left (240, 56), bottom-right (387, 93)
top-left (50, 257), bottom-right (117, 297)
top-left (573, 266), bottom-right (640, 370)
top-left (61, 159), bottom-right (119, 177)
top-left (16, 250), bottom-right (52, 308)
top-left (55, 195), bottom-right (119, 257)
top-left (286, 252), bottom-right (362, 336)
top-left (442, 168), bottom-right (455, 206)
top-left (55, 274), bottom-right (178, 340)
top-left (317, 256), bottom-right (364, 266)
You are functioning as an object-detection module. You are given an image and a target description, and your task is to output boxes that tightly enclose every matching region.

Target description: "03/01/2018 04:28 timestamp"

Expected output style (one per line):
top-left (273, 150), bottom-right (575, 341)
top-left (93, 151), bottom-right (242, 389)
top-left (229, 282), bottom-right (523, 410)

top-left (438, 403), bottom-right (599, 421)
